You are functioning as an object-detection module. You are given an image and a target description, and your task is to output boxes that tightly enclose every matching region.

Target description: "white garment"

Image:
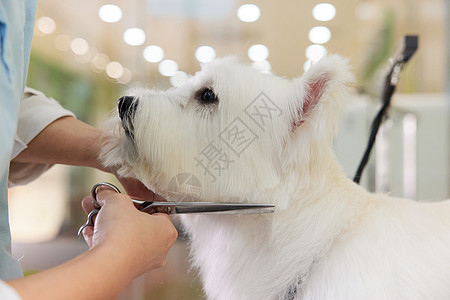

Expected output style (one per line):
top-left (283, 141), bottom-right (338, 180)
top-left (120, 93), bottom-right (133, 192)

top-left (0, 280), bottom-right (21, 300)
top-left (8, 87), bottom-right (75, 187)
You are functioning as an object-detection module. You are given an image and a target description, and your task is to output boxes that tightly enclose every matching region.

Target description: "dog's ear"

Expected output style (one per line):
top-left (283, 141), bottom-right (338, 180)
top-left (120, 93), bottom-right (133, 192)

top-left (292, 73), bottom-right (330, 127)
top-left (291, 55), bottom-right (353, 128)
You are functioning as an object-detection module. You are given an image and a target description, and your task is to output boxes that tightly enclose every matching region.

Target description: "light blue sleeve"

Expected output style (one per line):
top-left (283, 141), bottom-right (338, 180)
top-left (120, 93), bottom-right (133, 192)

top-left (0, 0), bottom-right (37, 280)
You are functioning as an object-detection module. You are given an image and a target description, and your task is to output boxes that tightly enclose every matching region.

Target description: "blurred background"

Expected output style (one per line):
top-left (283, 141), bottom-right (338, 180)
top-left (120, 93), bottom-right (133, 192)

top-left (8, 0), bottom-right (449, 299)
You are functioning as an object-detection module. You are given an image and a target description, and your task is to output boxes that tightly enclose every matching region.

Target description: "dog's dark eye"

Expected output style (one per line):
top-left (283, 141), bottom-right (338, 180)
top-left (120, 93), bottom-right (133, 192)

top-left (197, 88), bottom-right (218, 104)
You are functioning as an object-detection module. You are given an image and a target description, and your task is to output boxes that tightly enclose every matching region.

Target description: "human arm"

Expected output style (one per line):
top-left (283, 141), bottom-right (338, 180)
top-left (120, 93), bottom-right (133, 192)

top-left (11, 115), bottom-right (158, 199)
top-left (12, 115), bottom-right (104, 171)
top-left (10, 88), bottom-right (158, 199)
top-left (7, 188), bottom-right (178, 300)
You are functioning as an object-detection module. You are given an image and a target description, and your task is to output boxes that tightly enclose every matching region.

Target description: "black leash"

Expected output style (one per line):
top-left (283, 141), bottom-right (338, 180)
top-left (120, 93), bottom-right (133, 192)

top-left (353, 35), bottom-right (418, 184)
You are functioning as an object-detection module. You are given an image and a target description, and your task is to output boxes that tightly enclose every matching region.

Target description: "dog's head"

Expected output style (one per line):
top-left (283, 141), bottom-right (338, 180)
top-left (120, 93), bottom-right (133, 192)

top-left (101, 55), bottom-right (353, 207)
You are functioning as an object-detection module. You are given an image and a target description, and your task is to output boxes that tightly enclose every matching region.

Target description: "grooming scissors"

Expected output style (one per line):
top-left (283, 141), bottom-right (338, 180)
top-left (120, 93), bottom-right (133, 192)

top-left (78, 182), bottom-right (275, 237)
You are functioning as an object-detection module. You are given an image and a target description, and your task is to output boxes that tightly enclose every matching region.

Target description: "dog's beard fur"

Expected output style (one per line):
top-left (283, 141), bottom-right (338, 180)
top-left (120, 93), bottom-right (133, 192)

top-left (100, 55), bottom-right (450, 300)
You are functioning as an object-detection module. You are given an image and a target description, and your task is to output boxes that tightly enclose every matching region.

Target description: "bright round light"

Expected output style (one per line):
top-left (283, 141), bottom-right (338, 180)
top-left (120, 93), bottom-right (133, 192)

top-left (123, 28), bottom-right (146, 46)
top-left (98, 4), bottom-right (122, 23)
top-left (159, 60), bottom-right (179, 77)
top-left (252, 60), bottom-right (271, 74)
top-left (106, 61), bottom-right (124, 79)
top-left (143, 45), bottom-right (164, 63)
top-left (305, 45), bottom-right (327, 61)
top-left (248, 44), bottom-right (269, 62)
top-left (170, 71), bottom-right (189, 87)
top-left (37, 16), bottom-right (56, 34)
top-left (70, 38), bottom-right (89, 55)
top-left (195, 46), bottom-right (216, 63)
top-left (308, 26), bottom-right (331, 44)
top-left (312, 3), bottom-right (336, 21)
top-left (237, 4), bottom-right (261, 22)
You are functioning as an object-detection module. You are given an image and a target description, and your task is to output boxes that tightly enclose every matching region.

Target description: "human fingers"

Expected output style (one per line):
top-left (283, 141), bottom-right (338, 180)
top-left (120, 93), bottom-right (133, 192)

top-left (80, 188), bottom-right (124, 247)
top-left (80, 196), bottom-right (96, 247)
top-left (94, 187), bottom-right (130, 207)
top-left (82, 225), bottom-right (94, 248)
top-left (81, 195), bottom-right (95, 214)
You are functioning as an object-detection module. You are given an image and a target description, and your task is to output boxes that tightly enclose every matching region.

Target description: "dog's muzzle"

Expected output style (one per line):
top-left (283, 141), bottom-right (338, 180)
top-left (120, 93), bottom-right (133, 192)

top-left (118, 96), bottom-right (138, 139)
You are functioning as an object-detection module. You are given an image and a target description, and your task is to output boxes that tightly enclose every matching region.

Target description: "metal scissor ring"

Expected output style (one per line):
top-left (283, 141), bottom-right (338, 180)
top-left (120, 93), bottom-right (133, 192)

top-left (91, 182), bottom-right (121, 208)
top-left (78, 182), bottom-right (121, 237)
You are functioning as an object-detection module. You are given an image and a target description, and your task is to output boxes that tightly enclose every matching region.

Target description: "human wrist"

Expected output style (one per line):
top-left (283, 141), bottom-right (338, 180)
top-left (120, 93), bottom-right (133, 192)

top-left (90, 242), bottom-right (141, 284)
top-left (82, 127), bottom-right (108, 172)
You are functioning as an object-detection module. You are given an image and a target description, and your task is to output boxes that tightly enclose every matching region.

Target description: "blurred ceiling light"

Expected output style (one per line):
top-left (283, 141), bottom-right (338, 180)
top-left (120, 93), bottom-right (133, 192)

top-left (237, 4), bottom-right (261, 22)
top-left (91, 53), bottom-right (110, 71)
top-left (170, 71), bottom-right (189, 87)
top-left (252, 60), bottom-right (271, 74)
top-left (248, 44), bottom-right (269, 62)
top-left (117, 68), bottom-right (132, 84)
top-left (106, 61), bottom-right (124, 79)
top-left (308, 26), bottom-right (331, 44)
top-left (195, 46), bottom-right (216, 63)
top-left (159, 59), bottom-right (179, 77)
top-left (98, 4), bottom-right (123, 23)
top-left (312, 3), bottom-right (336, 21)
top-left (54, 34), bottom-right (71, 51)
top-left (143, 45), bottom-right (164, 63)
top-left (70, 38), bottom-right (89, 55)
top-left (305, 45), bottom-right (327, 61)
top-left (123, 28), bottom-right (146, 46)
top-left (37, 16), bottom-right (56, 34)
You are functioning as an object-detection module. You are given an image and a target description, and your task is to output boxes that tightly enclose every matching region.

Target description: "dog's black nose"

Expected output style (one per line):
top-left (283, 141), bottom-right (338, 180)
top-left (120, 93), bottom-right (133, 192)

top-left (118, 96), bottom-right (137, 121)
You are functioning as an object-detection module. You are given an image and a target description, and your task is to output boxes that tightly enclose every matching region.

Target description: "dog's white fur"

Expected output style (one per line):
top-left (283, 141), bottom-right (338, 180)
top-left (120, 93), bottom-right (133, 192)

top-left (101, 55), bottom-right (450, 299)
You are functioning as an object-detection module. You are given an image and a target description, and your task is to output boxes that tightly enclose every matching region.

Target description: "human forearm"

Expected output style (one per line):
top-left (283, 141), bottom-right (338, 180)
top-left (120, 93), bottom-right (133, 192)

top-left (8, 245), bottom-right (134, 300)
top-left (11, 115), bottom-right (165, 199)
top-left (12, 116), bottom-right (106, 171)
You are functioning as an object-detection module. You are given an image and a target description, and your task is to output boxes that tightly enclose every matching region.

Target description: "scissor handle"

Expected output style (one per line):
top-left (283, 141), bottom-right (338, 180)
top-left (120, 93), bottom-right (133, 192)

top-left (91, 182), bottom-right (121, 208)
top-left (78, 182), bottom-right (122, 237)
top-left (77, 209), bottom-right (100, 237)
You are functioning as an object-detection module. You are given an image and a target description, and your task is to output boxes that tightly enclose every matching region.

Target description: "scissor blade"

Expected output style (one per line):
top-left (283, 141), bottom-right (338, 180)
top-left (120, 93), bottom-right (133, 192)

top-left (172, 202), bottom-right (275, 214)
top-left (133, 200), bottom-right (275, 215)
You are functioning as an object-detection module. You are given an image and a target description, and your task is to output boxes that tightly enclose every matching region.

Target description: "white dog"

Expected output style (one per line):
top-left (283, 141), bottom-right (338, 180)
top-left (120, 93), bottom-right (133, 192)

top-left (101, 55), bottom-right (450, 300)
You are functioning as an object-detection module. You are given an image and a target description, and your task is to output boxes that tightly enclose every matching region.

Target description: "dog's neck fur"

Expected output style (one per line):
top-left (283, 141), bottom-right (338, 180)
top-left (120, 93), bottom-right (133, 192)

top-left (181, 146), bottom-right (368, 300)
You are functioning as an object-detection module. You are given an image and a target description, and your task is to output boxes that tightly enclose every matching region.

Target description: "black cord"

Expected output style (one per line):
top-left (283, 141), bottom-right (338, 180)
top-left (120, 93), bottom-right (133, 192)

top-left (352, 35), bottom-right (418, 184)
top-left (353, 78), bottom-right (397, 184)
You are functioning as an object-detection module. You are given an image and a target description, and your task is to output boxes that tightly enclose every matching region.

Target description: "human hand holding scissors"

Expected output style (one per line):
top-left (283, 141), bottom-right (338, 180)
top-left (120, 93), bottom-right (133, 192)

top-left (79, 182), bottom-right (275, 237)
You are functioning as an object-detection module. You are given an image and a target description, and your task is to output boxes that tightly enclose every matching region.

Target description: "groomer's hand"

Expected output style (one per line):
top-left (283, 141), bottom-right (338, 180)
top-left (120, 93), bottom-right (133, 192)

top-left (81, 188), bottom-right (178, 276)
